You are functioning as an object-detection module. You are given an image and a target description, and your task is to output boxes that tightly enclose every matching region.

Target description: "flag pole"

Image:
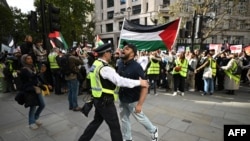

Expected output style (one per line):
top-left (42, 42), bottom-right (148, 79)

top-left (118, 18), bottom-right (126, 49)
top-left (171, 17), bottom-right (182, 51)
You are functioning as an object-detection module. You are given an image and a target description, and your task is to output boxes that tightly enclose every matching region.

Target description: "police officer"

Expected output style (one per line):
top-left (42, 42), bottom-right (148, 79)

top-left (78, 43), bottom-right (149, 141)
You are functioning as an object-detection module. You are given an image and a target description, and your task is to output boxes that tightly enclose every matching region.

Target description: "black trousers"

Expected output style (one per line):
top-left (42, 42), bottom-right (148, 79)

top-left (195, 71), bottom-right (204, 91)
top-left (173, 74), bottom-right (186, 92)
top-left (78, 98), bottom-right (122, 141)
top-left (51, 69), bottom-right (63, 94)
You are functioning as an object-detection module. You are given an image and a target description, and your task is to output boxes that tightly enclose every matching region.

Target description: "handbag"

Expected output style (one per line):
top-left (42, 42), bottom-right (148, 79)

top-left (81, 100), bottom-right (93, 117)
top-left (15, 91), bottom-right (25, 105)
top-left (203, 67), bottom-right (212, 78)
top-left (33, 86), bottom-right (42, 94)
top-left (41, 85), bottom-right (50, 96)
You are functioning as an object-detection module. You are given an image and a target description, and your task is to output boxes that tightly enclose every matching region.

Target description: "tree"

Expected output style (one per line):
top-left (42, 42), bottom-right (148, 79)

top-left (168, 0), bottom-right (240, 43)
top-left (0, 5), bottom-right (14, 44)
top-left (34, 0), bottom-right (94, 48)
top-left (10, 7), bottom-right (32, 45)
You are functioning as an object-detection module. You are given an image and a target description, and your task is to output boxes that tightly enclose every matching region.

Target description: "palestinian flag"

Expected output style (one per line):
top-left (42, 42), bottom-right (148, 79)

top-left (95, 35), bottom-right (104, 47)
top-left (48, 31), bottom-right (68, 49)
top-left (119, 18), bottom-right (181, 51)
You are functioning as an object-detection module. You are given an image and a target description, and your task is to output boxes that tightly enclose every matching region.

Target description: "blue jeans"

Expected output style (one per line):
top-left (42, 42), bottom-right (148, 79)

top-left (67, 79), bottom-right (79, 109)
top-left (203, 78), bottom-right (214, 94)
top-left (29, 94), bottom-right (45, 125)
top-left (119, 102), bottom-right (156, 140)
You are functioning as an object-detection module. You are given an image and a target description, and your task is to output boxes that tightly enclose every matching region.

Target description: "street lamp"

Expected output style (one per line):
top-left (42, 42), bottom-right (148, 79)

top-left (127, 7), bottom-right (131, 20)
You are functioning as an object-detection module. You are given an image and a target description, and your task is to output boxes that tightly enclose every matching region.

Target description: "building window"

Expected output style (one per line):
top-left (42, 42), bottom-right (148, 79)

top-left (106, 23), bottom-right (113, 32)
top-left (239, 21), bottom-right (245, 29)
top-left (211, 36), bottom-right (217, 43)
top-left (100, 25), bottom-right (102, 33)
top-left (107, 0), bottom-right (114, 8)
top-left (132, 5), bottom-right (141, 15)
top-left (120, 0), bottom-right (126, 5)
top-left (121, 8), bottom-right (126, 13)
top-left (132, 0), bottom-right (138, 2)
top-left (235, 36), bottom-right (244, 44)
top-left (119, 21), bottom-right (123, 30)
top-left (163, 0), bottom-right (170, 5)
top-left (131, 19), bottom-right (140, 24)
top-left (107, 11), bottom-right (114, 19)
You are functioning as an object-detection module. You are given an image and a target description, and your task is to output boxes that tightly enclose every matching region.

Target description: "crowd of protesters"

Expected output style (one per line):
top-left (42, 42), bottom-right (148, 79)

top-left (132, 48), bottom-right (250, 96)
top-left (1, 35), bottom-right (250, 96)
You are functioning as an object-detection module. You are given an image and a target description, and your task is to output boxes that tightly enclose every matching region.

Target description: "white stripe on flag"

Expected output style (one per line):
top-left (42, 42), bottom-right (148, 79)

top-left (120, 29), bottom-right (163, 41)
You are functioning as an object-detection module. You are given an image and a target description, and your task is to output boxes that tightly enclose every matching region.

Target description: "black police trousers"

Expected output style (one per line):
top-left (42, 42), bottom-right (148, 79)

top-left (78, 98), bottom-right (123, 141)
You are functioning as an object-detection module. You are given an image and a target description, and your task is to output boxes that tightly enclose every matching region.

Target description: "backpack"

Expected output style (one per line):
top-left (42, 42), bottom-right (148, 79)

top-left (57, 54), bottom-right (74, 76)
top-left (232, 61), bottom-right (242, 75)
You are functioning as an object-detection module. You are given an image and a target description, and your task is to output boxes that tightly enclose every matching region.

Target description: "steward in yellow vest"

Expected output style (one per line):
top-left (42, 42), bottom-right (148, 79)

top-left (146, 51), bottom-right (161, 95)
top-left (221, 53), bottom-right (241, 95)
top-left (172, 52), bottom-right (189, 96)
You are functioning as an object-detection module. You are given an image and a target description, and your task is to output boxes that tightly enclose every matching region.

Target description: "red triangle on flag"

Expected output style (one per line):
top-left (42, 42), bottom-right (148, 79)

top-left (159, 18), bottom-right (180, 51)
top-left (48, 31), bottom-right (60, 38)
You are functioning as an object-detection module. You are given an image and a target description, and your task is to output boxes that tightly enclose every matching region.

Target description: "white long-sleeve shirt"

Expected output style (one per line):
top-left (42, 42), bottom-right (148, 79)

top-left (98, 59), bottom-right (141, 88)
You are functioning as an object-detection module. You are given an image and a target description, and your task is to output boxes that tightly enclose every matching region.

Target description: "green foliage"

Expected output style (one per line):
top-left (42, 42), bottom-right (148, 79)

top-left (0, 5), bottom-right (14, 43)
top-left (35, 0), bottom-right (95, 47)
top-left (10, 7), bottom-right (33, 45)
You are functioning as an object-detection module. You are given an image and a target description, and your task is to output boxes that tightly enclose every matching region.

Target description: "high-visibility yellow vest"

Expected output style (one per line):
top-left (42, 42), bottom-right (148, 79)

top-left (89, 60), bottom-right (119, 100)
top-left (7, 60), bottom-right (13, 71)
top-left (147, 59), bottom-right (160, 75)
top-left (48, 52), bottom-right (59, 69)
top-left (172, 58), bottom-right (188, 77)
top-left (209, 58), bottom-right (217, 77)
top-left (224, 60), bottom-right (240, 84)
top-left (0, 64), bottom-right (5, 77)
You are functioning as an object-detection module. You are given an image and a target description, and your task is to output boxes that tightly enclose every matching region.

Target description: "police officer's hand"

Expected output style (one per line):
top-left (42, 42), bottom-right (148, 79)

top-left (139, 77), bottom-right (149, 88)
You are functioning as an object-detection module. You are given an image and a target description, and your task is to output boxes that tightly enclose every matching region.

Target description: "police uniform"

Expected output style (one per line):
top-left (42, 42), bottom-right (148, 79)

top-left (79, 43), bottom-right (142, 141)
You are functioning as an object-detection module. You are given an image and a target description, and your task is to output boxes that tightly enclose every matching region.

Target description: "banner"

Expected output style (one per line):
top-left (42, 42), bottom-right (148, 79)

top-left (230, 45), bottom-right (242, 53)
top-left (209, 44), bottom-right (222, 54)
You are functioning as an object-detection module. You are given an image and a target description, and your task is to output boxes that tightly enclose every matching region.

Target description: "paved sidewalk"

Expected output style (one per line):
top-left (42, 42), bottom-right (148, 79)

top-left (0, 85), bottom-right (250, 141)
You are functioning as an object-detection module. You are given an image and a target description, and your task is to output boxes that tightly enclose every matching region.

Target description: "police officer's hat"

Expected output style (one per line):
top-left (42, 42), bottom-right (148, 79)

top-left (94, 43), bottom-right (112, 53)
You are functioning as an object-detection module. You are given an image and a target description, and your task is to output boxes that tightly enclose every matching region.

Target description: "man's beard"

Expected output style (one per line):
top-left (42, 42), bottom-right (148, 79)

top-left (120, 53), bottom-right (128, 60)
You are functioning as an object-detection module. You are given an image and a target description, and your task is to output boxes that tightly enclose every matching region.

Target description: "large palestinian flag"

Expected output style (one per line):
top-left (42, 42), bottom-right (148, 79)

top-left (119, 18), bottom-right (181, 51)
top-left (48, 31), bottom-right (68, 49)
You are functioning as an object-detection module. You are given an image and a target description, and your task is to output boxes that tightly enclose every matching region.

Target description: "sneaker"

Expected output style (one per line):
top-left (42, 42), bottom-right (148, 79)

top-left (201, 93), bottom-right (206, 96)
top-left (172, 92), bottom-right (177, 96)
top-left (181, 92), bottom-right (184, 96)
top-left (151, 127), bottom-right (158, 141)
top-left (188, 89), bottom-right (195, 92)
top-left (35, 120), bottom-right (42, 126)
top-left (29, 123), bottom-right (39, 130)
